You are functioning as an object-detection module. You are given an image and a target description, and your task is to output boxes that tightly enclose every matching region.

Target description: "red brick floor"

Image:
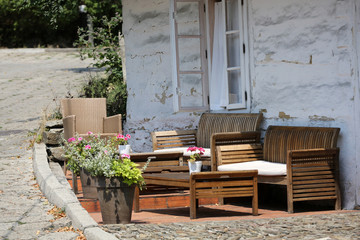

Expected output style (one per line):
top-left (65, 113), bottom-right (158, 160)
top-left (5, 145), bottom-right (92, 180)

top-left (68, 173), bottom-right (354, 225)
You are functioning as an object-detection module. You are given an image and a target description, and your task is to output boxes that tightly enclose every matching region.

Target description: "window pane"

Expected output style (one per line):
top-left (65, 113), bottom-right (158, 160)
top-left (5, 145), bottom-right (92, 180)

top-left (228, 70), bottom-right (242, 104)
top-left (226, 0), bottom-right (239, 31)
top-left (226, 33), bottom-right (241, 68)
top-left (178, 38), bottom-right (202, 71)
top-left (176, 2), bottom-right (200, 35)
top-left (179, 74), bottom-right (203, 108)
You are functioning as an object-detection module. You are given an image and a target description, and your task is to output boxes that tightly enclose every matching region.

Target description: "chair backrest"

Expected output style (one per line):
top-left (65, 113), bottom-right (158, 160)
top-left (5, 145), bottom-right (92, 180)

top-left (61, 98), bottom-right (107, 134)
top-left (263, 125), bottom-right (340, 164)
top-left (216, 144), bottom-right (263, 167)
top-left (196, 113), bottom-right (263, 148)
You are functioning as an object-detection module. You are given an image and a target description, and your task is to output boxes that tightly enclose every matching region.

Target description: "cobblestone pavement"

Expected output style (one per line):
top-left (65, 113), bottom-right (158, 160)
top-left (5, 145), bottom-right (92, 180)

top-left (102, 211), bottom-right (360, 239)
top-left (0, 49), bottom-right (94, 240)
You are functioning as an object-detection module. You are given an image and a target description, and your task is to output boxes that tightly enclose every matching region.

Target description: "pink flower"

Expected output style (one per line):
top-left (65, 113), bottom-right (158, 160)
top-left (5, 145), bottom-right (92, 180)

top-left (78, 137), bottom-right (83, 141)
top-left (84, 145), bottom-right (91, 150)
top-left (117, 134), bottom-right (124, 139)
top-left (104, 150), bottom-right (108, 154)
top-left (68, 137), bottom-right (76, 142)
top-left (126, 134), bottom-right (131, 139)
top-left (87, 131), bottom-right (93, 135)
top-left (121, 154), bottom-right (130, 159)
top-left (124, 137), bottom-right (128, 141)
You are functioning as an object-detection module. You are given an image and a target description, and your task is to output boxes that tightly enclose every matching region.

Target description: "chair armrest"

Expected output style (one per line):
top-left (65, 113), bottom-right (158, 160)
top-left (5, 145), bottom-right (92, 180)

top-left (103, 114), bottom-right (122, 134)
top-left (63, 115), bottom-right (76, 140)
top-left (210, 131), bottom-right (262, 171)
top-left (151, 129), bottom-right (197, 150)
top-left (286, 148), bottom-right (340, 206)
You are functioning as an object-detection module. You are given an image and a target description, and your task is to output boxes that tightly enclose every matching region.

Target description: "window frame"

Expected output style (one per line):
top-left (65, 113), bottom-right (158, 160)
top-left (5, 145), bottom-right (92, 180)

top-left (170, 0), bottom-right (209, 112)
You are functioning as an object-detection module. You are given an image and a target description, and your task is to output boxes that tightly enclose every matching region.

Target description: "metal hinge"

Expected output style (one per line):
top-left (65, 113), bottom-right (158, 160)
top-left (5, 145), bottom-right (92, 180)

top-left (205, 50), bottom-right (207, 59)
top-left (207, 96), bottom-right (210, 104)
top-left (245, 91), bottom-right (248, 101)
top-left (243, 44), bottom-right (246, 54)
top-left (241, 0), bottom-right (244, 6)
top-left (204, 4), bottom-right (206, 12)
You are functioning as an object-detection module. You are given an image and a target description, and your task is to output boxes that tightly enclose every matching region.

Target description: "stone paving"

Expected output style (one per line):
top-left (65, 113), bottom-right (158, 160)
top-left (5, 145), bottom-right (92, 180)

top-left (102, 211), bottom-right (360, 239)
top-left (1, 49), bottom-right (360, 240)
top-left (0, 49), bottom-right (93, 240)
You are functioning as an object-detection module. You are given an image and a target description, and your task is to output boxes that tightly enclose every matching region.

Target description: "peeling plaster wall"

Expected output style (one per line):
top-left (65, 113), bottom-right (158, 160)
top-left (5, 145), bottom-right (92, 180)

top-left (250, 0), bottom-right (359, 209)
top-left (122, 0), bottom-right (201, 151)
top-left (122, 0), bottom-right (359, 208)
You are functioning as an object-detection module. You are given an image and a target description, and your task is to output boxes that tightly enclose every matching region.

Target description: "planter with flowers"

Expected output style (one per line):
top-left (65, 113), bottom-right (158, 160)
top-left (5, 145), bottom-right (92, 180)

top-left (187, 146), bottom-right (205, 174)
top-left (63, 132), bottom-right (149, 224)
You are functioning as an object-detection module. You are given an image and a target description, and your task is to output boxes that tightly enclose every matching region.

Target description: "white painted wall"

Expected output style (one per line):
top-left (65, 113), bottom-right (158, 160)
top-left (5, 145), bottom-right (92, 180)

top-left (122, 0), bottom-right (360, 209)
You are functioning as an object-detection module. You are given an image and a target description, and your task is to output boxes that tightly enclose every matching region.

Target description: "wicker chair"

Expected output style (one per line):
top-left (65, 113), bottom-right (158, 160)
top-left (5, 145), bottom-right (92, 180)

top-left (61, 98), bottom-right (122, 140)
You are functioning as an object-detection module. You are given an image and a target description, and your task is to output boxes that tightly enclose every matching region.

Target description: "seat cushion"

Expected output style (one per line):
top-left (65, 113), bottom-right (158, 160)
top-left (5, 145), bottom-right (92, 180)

top-left (154, 147), bottom-right (211, 157)
top-left (218, 160), bottom-right (287, 176)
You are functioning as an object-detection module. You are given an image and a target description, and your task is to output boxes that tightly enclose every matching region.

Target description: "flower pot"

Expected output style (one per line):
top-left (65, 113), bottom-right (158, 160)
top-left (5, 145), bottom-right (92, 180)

top-left (96, 176), bottom-right (135, 224)
top-left (119, 144), bottom-right (131, 155)
top-left (79, 168), bottom-right (98, 199)
top-left (188, 161), bottom-right (202, 174)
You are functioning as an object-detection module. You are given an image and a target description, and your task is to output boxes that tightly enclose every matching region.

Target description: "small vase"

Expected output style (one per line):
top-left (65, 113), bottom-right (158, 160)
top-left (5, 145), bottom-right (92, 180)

top-left (96, 176), bottom-right (135, 224)
top-left (119, 144), bottom-right (131, 156)
top-left (188, 161), bottom-right (202, 174)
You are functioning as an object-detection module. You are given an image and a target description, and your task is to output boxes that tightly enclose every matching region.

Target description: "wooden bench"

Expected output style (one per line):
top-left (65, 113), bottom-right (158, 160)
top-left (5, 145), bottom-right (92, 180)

top-left (151, 113), bottom-right (263, 165)
top-left (130, 151), bottom-right (188, 212)
top-left (214, 125), bottom-right (341, 213)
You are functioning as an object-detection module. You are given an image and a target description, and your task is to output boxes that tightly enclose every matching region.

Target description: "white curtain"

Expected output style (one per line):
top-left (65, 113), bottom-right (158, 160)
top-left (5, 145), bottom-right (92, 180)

top-left (209, 2), bottom-right (227, 110)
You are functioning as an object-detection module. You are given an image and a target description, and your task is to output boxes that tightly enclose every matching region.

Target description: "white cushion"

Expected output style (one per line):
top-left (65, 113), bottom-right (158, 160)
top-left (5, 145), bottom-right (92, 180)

top-left (218, 160), bottom-right (287, 176)
top-left (154, 147), bottom-right (211, 157)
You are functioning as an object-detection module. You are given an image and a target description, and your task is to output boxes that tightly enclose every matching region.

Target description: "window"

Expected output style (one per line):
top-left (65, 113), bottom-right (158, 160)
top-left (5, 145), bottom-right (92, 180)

top-left (170, 0), bottom-right (209, 112)
top-left (171, 0), bottom-right (249, 112)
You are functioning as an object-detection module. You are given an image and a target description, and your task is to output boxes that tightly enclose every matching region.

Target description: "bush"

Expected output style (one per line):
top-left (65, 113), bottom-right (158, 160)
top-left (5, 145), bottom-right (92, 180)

top-left (75, 13), bottom-right (126, 117)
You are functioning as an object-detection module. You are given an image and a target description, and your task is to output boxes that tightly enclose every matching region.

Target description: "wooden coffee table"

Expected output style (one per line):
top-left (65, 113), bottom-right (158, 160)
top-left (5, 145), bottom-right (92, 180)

top-left (142, 171), bottom-right (258, 219)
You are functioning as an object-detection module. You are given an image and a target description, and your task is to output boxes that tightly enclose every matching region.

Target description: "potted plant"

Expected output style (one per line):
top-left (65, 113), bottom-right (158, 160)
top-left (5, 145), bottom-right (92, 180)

top-left (187, 146), bottom-right (205, 174)
top-left (116, 134), bottom-right (132, 155)
top-left (63, 132), bottom-right (149, 224)
top-left (63, 132), bottom-right (104, 199)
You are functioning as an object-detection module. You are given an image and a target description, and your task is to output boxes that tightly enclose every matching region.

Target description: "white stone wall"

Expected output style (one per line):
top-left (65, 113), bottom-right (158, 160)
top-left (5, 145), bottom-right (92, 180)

top-left (122, 0), bottom-right (360, 209)
top-left (122, 0), bottom-right (202, 151)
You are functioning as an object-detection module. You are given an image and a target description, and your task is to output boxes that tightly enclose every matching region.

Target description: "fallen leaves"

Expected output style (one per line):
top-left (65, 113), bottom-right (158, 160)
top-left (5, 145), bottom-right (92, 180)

top-left (55, 226), bottom-right (86, 240)
top-left (47, 206), bottom-right (66, 221)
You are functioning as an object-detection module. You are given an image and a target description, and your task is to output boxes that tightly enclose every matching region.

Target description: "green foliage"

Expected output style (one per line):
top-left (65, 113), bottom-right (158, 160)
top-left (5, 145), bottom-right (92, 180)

top-left (75, 13), bottom-right (126, 116)
top-left (0, 0), bottom-right (122, 47)
top-left (62, 133), bottom-right (147, 187)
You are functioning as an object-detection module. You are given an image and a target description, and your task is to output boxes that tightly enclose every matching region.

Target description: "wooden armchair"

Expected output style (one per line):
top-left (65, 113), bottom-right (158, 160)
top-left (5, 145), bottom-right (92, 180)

top-left (61, 98), bottom-right (122, 140)
top-left (214, 125), bottom-right (341, 213)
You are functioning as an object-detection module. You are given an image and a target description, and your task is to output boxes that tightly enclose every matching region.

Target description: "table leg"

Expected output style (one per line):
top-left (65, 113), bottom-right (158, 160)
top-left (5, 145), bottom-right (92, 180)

top-left (190, 176), bottom-right (196, 219)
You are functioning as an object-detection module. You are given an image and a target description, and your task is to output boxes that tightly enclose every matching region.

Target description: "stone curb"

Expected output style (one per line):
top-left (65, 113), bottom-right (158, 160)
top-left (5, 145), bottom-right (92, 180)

top-left (32, 143), bottom-right (117, 240)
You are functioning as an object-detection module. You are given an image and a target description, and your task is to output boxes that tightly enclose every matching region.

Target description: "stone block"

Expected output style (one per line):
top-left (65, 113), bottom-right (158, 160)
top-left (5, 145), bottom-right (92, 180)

top-left (48, 146), bottom-right (67, 162)
top-left (43, 128), bottom-right (63, 145)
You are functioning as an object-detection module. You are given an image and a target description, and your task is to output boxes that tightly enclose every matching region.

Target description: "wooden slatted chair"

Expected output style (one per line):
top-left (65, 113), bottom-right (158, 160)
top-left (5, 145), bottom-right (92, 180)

top-left (214, 125), bottom-right (341, 213)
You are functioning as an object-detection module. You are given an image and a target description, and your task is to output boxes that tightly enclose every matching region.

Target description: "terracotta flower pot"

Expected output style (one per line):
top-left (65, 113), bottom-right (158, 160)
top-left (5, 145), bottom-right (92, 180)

top-left (96, 176), bottom-right (135, 224)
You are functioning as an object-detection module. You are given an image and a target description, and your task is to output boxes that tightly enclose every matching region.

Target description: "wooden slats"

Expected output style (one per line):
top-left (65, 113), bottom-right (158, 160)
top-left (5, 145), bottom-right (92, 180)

top-left (216, 143), bottom-right (263, 167)
top-left (293, 187), bottom-right (336, 193)
top-left (195, 179), bottom-right (254, 188)
top-left (151, 130), bottom-right (197, 150)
